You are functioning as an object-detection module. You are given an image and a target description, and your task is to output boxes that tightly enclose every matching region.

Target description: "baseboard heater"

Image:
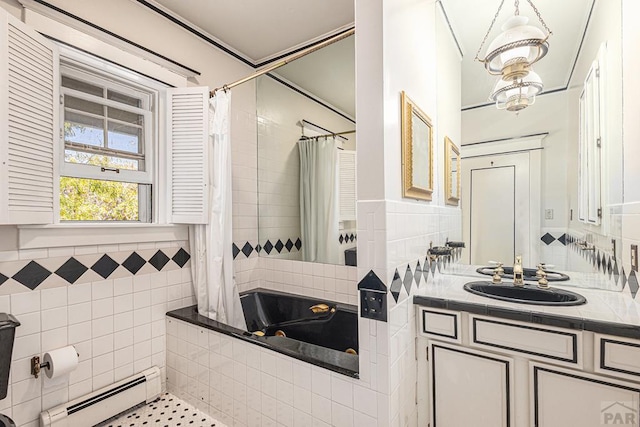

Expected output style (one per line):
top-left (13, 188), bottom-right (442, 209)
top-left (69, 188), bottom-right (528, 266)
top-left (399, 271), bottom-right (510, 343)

top-left (40, 366), bottom-right (161, 427)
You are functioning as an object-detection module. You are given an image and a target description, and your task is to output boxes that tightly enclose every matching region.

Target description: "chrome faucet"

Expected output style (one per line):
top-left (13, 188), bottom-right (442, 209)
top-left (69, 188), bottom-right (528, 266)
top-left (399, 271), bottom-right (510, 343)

top-left (513, 255), bottom-right (524, 287)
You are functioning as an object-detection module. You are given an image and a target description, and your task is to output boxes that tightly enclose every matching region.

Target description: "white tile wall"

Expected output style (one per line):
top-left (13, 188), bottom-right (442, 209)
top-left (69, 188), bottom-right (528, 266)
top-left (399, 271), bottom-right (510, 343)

top-left (0, 243), bottom-right (194, 427)
top-left (166, 316), bottom-right (388, 427)
top-left (257, 257), bottom-right (358, 305)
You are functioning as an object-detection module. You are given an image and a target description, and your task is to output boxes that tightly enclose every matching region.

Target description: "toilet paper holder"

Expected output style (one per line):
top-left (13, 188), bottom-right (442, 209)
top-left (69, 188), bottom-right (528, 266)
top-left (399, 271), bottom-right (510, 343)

top-left (30, 356), bottom-right (49, 379)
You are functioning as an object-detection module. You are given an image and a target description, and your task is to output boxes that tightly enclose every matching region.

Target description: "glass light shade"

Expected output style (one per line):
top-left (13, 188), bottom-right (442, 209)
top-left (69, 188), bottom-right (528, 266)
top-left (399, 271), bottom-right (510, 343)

top-left (484, 15), bottom-right (549, 80)
top-left (489, 70), bottom-right (544, 112)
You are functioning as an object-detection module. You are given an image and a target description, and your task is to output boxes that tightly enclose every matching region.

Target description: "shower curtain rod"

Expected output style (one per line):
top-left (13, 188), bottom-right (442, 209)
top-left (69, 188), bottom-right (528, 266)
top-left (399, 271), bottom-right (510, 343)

top-left (210, 27), bottom-right (355, 97)
top-left (300, 119), bottom-right (353, 141)
top-left (305, 130), bottom-right (356, 139)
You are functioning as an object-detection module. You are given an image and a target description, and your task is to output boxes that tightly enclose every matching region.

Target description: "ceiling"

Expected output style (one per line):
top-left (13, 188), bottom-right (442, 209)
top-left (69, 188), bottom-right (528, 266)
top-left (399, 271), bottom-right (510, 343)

top-left (150, 0), bottom-right (354, 63)
top-left (441, 0), bottom-right (594, 108)
top-left (273, 36), bottom-right (355, 118)
top-left (148, 0), bottom-right (594, 114)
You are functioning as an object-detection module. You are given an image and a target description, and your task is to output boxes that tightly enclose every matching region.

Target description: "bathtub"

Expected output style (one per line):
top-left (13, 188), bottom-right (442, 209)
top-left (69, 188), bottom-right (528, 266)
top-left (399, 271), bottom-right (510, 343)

top-left (166, 288), bottom-right (359, 377)
top-left (240, 290), bottom-right (358, 353)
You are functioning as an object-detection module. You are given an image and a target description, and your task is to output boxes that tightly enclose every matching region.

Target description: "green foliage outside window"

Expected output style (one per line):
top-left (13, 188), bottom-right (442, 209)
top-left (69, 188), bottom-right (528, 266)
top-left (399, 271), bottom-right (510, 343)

top-left (60, 123), bottom-right (140, 221)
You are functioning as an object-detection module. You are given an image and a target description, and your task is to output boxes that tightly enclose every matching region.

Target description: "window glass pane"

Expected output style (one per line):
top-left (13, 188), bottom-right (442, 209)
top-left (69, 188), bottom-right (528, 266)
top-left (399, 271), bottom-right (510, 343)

top-left (60, 177), bottom-right (149, 221)
top-left (65, 95), bottom-right (104, 116)
top-left (107, 106), bottom-right (143, 124)
top-left (107, 90), bottom-right (142, 108)
top-left (108, 121), bottom-right (143, 154)
top-left (64, 112), bottom-right (104, 147)
top-left (64, 149), bottom-right (139, 171)
top-left (62, 76), bottom-right (103, 97)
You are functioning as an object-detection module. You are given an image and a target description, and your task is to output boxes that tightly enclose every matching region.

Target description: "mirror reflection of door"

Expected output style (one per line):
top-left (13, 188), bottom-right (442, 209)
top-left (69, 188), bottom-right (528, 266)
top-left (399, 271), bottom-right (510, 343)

top-left (461, 141), bottom-right (542, 267)
top-left (469, 165), bottom-right (516, 265)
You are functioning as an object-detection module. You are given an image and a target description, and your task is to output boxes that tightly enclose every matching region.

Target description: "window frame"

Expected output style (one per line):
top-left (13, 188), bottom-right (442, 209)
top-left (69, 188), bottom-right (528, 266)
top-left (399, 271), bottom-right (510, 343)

top-left (57, 47), bottom-right (166, 224)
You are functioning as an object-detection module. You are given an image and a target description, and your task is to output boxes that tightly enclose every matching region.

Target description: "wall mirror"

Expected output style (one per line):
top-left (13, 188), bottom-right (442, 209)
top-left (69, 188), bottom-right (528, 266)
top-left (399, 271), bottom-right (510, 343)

top-left (401, 91), bottom-right (433, 201)
top-left (256, 35), bottom-right (356, 266)
top-left (445, 137), bottom-right (460, 206)
top-left (449, 0), bottom-right (625, 290)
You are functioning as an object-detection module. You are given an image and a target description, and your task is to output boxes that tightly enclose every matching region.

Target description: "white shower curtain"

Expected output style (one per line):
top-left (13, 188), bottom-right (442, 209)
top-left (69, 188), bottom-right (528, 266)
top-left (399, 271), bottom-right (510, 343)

top-left (298, 136), bottom-right (340, 264)
top-left (189, 91), bottom-right (246, 330)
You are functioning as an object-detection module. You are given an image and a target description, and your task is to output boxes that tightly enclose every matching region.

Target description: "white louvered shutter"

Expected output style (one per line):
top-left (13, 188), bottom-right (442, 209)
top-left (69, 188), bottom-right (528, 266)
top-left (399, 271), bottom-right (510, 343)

top-left (167, 87), bottom-right (209, 224)
top-left (0, 9), bottom-right (58, 224)
top-left (338, 150), bottom-right (357, 221)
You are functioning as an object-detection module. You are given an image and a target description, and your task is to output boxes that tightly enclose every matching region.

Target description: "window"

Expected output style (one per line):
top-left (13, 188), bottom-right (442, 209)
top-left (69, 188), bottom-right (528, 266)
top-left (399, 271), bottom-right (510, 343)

top-left (59, 61), bottom-right (156, 222)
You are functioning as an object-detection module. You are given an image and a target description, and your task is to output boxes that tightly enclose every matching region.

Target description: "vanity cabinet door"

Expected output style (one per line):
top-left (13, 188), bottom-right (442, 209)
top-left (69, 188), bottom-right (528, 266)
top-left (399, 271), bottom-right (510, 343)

top-left (429, 342), bottom-right (514, 427)
top-left (531, 363), bottom-right (640, 427)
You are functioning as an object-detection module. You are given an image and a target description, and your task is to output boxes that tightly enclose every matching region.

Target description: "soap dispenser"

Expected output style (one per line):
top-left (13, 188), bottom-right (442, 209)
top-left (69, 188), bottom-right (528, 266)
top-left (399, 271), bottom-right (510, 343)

top-left (513, 255), bottom-right (524, 287)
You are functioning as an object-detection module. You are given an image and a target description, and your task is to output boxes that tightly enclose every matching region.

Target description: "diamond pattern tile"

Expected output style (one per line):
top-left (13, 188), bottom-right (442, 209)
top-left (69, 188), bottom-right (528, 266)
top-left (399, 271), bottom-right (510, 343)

top-left (414, 261), bottom-right (422, 288)
top-left (629, 270), bottom-right (639, 299)
top-left (232, 243), bottom-right (240, 260)
top-left (242, 242), bottom-right (253, 258)
top-left (403, 265), bottom-right (413, 295)
top-left (92, 254), bottom-right (120, 279)
top-left (55, 257), bottom-right (88, 284)
top-left (264, 240), bottom-right (273, 255)
top-left (149, 250), bottom-right (170, 271)
top-left (541, 233), bottom-right (556, 245)
top-left (255, 244), bottom-right (262, 253)
top-left (390, 269), bottom-right (402, 303)
top-left (0, 272), bottom-right (7, 286)
top-left (357, 270), bottom-right (387, 292)
top-left (622, 267), bottom-right (628, 290)
top-left (172, 248), bottom-right (191, 268)
top-left (295, 238), bottom-right (302, 250)
top-left (12, 261), bottom-right (51, 290)
top-left (275, 240), bottom-right (284, 253)
top-left (339, 235), bottom-right (344, 244)
top-left (122, 252), bottom-right (146, 275)
top-left (285, 239), bottom-right (293, 252)
top-left (557, 234), bottom-right (567, 246)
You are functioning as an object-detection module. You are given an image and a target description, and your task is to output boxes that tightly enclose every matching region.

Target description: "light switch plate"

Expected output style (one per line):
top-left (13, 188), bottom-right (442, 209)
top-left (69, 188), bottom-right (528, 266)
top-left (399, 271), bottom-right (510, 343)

top-left (545, 209), bottom-right (554, 220)
top-left (632, 244), bottom-right (638, 272)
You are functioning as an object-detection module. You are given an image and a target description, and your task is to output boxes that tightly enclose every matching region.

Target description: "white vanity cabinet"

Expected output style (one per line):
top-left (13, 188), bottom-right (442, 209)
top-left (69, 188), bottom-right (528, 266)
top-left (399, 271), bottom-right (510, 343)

top-left (417, 307), bottom-right (640, 427)
top-left (532, 363), bottom-right (640, 427)
top-left (429, 341), bottom-right (514, 427)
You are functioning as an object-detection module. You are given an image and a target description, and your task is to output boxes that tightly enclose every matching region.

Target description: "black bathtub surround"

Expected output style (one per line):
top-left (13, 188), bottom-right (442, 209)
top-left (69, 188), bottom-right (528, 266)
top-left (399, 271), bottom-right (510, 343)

top-left (167, 289), bottom-right (359, 378)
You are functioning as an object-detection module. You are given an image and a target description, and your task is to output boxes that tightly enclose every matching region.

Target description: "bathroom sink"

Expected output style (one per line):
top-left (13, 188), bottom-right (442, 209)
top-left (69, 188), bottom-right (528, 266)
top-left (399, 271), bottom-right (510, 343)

top-left (463, 281), bottom-right (587, 306)
top-left (476, 266), bottom-right (570, 282)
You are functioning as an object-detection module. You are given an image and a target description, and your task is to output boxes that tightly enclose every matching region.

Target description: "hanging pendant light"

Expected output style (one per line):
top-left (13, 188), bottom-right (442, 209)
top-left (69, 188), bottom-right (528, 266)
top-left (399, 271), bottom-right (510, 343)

top-left (475, 0), bottom-right (552, 82)
top-left (489, 69), bottom-right (543, 112)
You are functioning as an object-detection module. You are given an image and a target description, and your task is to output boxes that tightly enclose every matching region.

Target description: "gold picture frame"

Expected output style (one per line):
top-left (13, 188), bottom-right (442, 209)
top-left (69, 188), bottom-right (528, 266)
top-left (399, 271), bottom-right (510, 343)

top-left (444, 136), bottom-right (461, 206)
top-left (401, 91), bottom-right (433, 201)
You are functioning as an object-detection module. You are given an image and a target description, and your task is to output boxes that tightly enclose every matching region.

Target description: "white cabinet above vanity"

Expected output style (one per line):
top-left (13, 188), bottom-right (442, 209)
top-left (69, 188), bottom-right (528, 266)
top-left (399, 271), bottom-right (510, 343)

top-left (415, 297), bottom-right (640, 427)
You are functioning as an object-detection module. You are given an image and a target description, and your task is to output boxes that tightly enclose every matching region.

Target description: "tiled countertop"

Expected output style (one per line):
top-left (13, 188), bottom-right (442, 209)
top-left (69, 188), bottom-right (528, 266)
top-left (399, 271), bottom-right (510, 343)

top-left (413, 267), bottom-right (640, 339)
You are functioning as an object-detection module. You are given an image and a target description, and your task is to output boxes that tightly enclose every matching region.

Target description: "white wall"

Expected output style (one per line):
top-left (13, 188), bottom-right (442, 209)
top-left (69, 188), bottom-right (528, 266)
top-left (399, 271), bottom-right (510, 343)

top-left (356, 0), bottom-right (462, 425)
top-left (0, 1), bottom-right (259, 425)
top-left (462, 90), bottom-right (571, 230)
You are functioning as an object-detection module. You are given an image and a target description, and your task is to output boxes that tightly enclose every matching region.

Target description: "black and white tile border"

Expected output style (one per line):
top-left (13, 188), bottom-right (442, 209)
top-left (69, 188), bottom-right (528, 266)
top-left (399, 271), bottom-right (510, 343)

top-left (232, 238), bottom-right (302, 260)
top-left (541, 232), bottom-right (567, 246)
top-left (0, 247), bottom-right (190, 294)
top-left (339, 233), bottom-right (357, 244)
top-left (564, 234), bottom-right (639, 298)
top-left (357, 238), bottom-right (640, 310)
top-left (357, 248), bottom-right (464, 305)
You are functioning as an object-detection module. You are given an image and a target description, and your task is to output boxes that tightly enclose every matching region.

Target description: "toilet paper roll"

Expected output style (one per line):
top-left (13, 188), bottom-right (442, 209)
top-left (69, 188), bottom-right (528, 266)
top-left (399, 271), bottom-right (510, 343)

top-left (43, 346), bottom-right (78, 380)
